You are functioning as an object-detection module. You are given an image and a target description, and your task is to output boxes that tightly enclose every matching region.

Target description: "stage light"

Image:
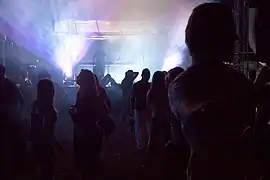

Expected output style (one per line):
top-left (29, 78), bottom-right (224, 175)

top-left (54, 34), bottom-right (88, 77)
top-left (61, 63), bottom-right (73, 78)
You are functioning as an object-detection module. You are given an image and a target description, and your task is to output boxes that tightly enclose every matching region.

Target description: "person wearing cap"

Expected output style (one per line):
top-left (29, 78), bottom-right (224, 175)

top-left (169, 3), bottom-right (255, 180)
top-left (131, 68), bottom-right (151, 151)
top-left (120, 70), bottom-right (139, 125)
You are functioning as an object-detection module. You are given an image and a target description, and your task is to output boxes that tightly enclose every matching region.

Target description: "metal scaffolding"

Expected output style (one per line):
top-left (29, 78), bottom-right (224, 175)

top-left (233, 0), bottom-right (251, 76)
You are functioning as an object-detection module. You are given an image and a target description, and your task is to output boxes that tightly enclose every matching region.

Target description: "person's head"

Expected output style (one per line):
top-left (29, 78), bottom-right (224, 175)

top-left (166, 67), bottom-right (184, 85)
top-left (38, 70), bottom-right (51, 80)
top-left (37, 79), bottom-right (55, 106)
top-left (185, 3), bottom-right (236, 64)
top-left (76, 69), bottom-right (97, 95)
top-left (151, 71), bottom-right (166, 90)
top-left (0, 63), bottom-right (5, 79)
top-left (141, 68), bottom-right (151, 82)
top-left (125, 70), bottom-right (134, 78)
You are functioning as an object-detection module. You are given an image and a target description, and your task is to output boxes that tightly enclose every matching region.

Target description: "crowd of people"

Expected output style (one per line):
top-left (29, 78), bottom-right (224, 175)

top-left (1, 2), bottom-right (270, 180)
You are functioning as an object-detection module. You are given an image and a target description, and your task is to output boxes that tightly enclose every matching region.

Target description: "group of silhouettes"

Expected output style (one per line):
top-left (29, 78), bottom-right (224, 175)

top-left (1, 65), bottom-right (115, 180)
top-left (1, 2), bottom-right (270, 180)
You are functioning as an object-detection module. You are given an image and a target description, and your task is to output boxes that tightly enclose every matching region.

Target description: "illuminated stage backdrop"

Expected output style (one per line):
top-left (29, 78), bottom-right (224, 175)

top-left (0, 0), bottom-right (214, 81)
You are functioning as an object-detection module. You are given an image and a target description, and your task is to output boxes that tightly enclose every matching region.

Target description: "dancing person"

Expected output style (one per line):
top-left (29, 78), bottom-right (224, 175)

top-left (29, 79), bottom-right (57, 180)
top-left (131, 68), bottom-right (151, 152)
top-left (169, 3), bottom-right (255, 180)
top-left (70, 69), bottom-right (107, 180)
top-left (100, 74), bottom-right (117, 88)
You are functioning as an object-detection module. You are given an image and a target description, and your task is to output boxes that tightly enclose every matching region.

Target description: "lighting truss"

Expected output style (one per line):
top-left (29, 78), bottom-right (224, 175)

top-left (53, 19), bottom-right (159, 39)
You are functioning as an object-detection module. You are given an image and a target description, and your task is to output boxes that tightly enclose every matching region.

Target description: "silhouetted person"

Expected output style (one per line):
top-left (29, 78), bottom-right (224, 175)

top-left (100, 74), bottom-right (117, 88)
top-left (165, 67), bottom-right (186, 148)
top-left (254, 66), bottom-right (270, 179)
top-left (147, 71), bottom-right (170, 152)
top-left (37, 71), bottom-right (66, 113)
top-left (169, 3), bottom-right (255, 180)
top-left (29, 79), bottom-right (57, 180)
top-left (255, 66), bottom-right (270, 133)
top-left (166, 67), bottom-right (186, 147)
top-left (19, 69), bottom-right (33, 120)
top-left (166, 67), bottom-right (185, 146)
top-left (165, 67), bottom-right (189, 180)
top-left (0, 63), bottom-right (9, 180)
top-left (131, 68), bottom-right (151, 151)
top-left (0, 63), bottom-right (24, 179)
top-left (120, 70), bottom-right (139, 124)
top-left (70, 69), bottom-right (106, 180)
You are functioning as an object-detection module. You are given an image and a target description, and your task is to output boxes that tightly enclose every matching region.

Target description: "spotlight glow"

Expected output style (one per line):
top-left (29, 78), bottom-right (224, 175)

top-left (162, 52), bottom-right (182, 71)
top-left (54, 34), bottom-right (88, 77)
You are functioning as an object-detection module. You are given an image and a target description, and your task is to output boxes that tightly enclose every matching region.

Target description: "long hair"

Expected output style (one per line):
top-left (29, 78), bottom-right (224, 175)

top-left (76, 69), bottom-right (98, 103)
top-left (151, 71), bottom-right (166, 93)
top-left (94, 74), bottom-right (102, 95)
top-left (148, 71), bottom-right (168, 109)
top-left (36, 79), bottom-right (55, 107)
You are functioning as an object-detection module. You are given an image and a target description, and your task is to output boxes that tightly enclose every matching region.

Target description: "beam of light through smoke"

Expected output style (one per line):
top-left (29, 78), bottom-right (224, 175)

top-left (162, 51), bottom-right (182, 71)
top-left (54, 32), bottom-right (88, 77)
top-left (1, 0), bottom-right (216, 77)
